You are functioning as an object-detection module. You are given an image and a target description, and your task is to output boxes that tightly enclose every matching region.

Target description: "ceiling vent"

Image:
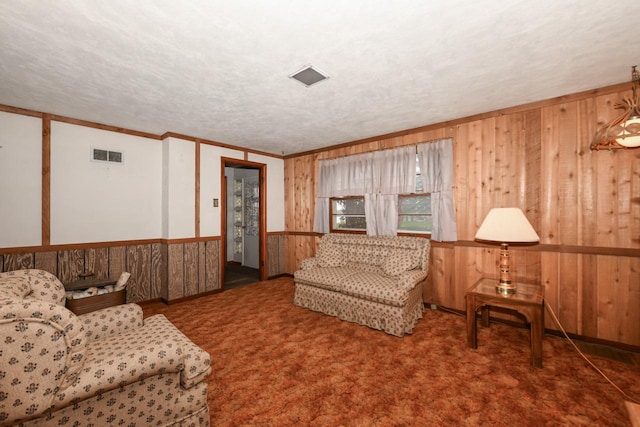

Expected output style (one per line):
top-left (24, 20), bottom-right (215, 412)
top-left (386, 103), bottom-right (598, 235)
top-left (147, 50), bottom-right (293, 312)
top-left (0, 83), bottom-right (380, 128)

top-left (289, 65), bottom-right (329, 87)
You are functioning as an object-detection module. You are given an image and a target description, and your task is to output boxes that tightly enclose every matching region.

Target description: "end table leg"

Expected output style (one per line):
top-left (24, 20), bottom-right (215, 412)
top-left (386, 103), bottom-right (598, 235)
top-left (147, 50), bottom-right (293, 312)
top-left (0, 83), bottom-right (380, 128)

top-left (481, 306), bottom-right (490, 327)
top-left (466, 295), bottom-right (477, 349)
top-left (531, 306), bottom-right (543, 368)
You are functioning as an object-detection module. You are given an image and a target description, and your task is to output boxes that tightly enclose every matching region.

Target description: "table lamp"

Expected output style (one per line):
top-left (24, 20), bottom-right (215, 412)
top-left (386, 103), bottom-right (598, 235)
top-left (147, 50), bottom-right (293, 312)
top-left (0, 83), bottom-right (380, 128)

top-left (475, 208), bottom-right (540, 295)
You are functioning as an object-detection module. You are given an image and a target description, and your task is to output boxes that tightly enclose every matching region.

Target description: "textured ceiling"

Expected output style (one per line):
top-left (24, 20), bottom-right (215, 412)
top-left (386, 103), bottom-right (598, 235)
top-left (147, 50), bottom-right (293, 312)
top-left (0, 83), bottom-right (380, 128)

top-left (1, 1), bottom-right (639, 155)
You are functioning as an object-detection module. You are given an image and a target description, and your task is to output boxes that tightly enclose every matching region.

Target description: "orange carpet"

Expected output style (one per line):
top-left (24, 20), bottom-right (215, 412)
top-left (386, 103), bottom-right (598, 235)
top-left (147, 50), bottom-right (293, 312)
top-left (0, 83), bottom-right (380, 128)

top-left (142, 278), bottom-right (640, 426)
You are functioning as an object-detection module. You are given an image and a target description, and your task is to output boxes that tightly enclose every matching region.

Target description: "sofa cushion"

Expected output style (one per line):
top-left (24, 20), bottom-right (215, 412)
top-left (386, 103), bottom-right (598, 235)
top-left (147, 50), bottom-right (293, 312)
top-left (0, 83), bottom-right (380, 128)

top-left (316, 243), bottom-right (347, 268)
top-left (382, 249), bottom-right (419, 276)
top-left (294, 267), bottom-right (358, 292)
top-left (341, 272), bottom-right (409, 307)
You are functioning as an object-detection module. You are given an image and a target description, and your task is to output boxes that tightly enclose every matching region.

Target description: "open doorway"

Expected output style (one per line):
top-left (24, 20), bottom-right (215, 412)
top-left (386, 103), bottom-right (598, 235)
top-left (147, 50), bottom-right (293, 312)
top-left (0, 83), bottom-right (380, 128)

top-left (221, 158), bottom-right (266, 290)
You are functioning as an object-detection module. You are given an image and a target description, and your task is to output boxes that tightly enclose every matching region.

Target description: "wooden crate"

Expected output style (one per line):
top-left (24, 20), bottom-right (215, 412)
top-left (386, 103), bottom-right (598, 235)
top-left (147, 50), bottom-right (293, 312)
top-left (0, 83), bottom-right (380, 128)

top-left (66, 289), bottom-right (126, 315)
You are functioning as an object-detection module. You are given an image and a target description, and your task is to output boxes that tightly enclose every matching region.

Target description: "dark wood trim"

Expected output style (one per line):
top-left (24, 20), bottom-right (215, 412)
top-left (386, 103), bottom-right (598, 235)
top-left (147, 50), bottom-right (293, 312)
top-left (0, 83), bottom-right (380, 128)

top-left (282, 231), bottom-right (324, 237)
top-left (0, 104), bottom-right (43, 118)
top-left (0, 236), bottom-right (223, 254)
top-left (195, 139), bottom-right (201, 238)
top-left (267, 273), bottom-right (294, 280)
top-left (266, 231), bottom-right (287, 236)
top-left (51, 115), bottom-right (162, 140)
top-left (446, 240), bottom-right (640, 258)
top-left (161, 288), bottom-right (223, 305)
top-left (41, 114), bottom-right (51, 246)
top-left (284, 81), bottom-right (632, 159)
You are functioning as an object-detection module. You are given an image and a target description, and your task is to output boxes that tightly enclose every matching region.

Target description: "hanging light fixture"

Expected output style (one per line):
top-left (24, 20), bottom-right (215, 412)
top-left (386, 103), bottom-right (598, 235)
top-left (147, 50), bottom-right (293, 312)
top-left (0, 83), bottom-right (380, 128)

top-left (591, 65), bottom-right (640, 150)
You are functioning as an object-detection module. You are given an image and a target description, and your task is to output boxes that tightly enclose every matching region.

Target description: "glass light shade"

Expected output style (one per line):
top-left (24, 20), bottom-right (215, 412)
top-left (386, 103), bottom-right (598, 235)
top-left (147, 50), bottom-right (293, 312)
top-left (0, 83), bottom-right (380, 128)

top-left (615, 116), bottom-right (640, 147)
top-left (475, 208), bottom-right (539, 243)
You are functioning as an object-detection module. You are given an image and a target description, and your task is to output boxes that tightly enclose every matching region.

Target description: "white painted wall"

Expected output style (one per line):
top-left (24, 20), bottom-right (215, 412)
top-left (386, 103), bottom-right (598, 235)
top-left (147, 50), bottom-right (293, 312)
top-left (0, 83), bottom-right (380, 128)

top-left (0, 111), bottom-right (42, 248)
top-left (248, 153), bottom-right (285, 232)
top-left (162, 137), bottom-right (196, 239)
top-left (199, 144), bottom-right (244, 237)
top-left (50, 121), bottom-right (162, 244)
top-left (0, 111), bottom-right (286, 248)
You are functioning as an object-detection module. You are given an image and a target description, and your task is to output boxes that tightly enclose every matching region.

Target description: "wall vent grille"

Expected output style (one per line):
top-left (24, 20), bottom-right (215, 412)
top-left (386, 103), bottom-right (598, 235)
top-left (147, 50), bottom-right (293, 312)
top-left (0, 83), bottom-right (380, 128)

top-left (92, 148), bottom-right (123, 164)
top-left (289, 65), bottom-right (329, 87)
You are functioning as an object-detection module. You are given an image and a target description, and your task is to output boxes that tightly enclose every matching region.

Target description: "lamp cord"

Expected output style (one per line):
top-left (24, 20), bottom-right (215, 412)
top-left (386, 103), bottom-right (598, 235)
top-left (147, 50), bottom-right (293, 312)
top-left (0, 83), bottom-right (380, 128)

top-left (544, 300), bottom-right (640, 405)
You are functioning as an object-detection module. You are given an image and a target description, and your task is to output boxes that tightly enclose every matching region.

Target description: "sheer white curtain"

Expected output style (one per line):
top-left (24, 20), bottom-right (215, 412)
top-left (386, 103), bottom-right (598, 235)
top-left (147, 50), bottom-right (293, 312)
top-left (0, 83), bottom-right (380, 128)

top-left (313, 152), bottom-right (373, 233)
top-left (417, 138), bottom-right (457, 241)
top-left (365, 145), bottom-right (417, 236)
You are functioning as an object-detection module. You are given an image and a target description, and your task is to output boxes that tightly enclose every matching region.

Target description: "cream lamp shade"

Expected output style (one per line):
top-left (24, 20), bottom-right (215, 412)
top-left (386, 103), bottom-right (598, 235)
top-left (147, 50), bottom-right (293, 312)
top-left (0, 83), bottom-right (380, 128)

top-left (475, 208), bottom-right (539, 294)
top-left (475, 208), bottom-right (539, 243)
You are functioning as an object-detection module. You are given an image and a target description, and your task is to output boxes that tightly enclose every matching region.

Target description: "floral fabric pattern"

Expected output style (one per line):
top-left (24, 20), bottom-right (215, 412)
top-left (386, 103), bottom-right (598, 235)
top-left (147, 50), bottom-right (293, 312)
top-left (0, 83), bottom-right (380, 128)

top-left (293, 233), bottom-right (430, 336)
top-left (0, 269), bottom-right (211, 427)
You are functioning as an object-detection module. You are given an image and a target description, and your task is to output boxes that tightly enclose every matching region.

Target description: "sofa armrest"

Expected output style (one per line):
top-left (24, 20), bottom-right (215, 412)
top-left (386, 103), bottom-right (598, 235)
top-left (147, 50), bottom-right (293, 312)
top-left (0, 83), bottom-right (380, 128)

top-left (300, 257), bottom-right (319, 270)
top-left (0, 299), bottom-right (87, 425)
top-left (53, 313), bottom-right (210, 408)
top-left (78, 303), bottom-right (143, 341)
top-left (396, 270), bottom-right (428, 291)
top-left (144, 315), bottom-right (212, 389)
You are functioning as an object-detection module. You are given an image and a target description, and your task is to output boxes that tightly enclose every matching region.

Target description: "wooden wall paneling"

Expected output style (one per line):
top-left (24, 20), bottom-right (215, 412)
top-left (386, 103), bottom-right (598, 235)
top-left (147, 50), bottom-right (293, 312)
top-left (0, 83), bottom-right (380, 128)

top-left (278, 235), bottom-right (286, 275)
top-left (198, 242), bottom-right (207, 293)
top-left (125, 245), bottom-right (151, 303)
top-left (577, 99), bottom-right (597, 247)
top-left (183, 242), bottom-right (199, 297)
top-left (629, 150), bottom-right (640, 245)
top-left (540, 105), bottom-right (561, 246)
top-left (524, 110), bottom-right (542, 231)
top-left (558, 253), bottom-right (579, 333)
top-left (580, 253), bottom-right (598, 338)
top-left (204, 240), bottom-right (220, 291)
top-left (267, 235), bottom-right (278, 277)
top-left (541, 251), bottom-right (560, 330)
top-left (284, 159), bottom-right (294, 231)
top-left (626, 257), bottom-right (640, 345)
top-left (593, 92), bottom-right (621, 248)
top-left (0, 255), bottom-right (3, 271)
top-left (57, 250), bottom-right (84, 283)
top-left (85, 248), bottom-right (109, 279)
top-left (150, 243), bottom-right (165, 299)
top-left (167, 243), bottom-right (184, 301)
top-left (108, 246), bottom-right (126, 278)
top-left (3, 253), bottom-right (35, 272)
top-left (556, 101), bottom-right (579, 245)
top-left (426, 245), bottom-right (453, 305)
top-left (34, 251), bottom-right (57, 276)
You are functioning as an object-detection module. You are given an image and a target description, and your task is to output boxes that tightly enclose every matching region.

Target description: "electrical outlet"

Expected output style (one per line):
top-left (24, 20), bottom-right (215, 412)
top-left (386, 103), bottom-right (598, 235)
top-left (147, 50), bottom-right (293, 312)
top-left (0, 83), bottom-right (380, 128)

top-left (213, 198), bottom-right (219, 207)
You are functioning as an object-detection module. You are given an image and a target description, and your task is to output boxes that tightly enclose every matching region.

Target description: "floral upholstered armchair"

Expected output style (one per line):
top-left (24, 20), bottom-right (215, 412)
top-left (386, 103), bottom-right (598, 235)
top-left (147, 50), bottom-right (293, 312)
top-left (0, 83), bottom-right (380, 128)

top-left (0, 269), bottom-right (211, 427)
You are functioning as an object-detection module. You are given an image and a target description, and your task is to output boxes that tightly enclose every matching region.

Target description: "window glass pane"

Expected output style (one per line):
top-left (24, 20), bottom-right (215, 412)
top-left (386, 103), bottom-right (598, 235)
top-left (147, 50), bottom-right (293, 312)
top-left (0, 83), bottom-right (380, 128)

top-left (398, 195), bottom-right (431, 214)
top-left (332, 215), bottom-right (367, 230)
top-left (398, 215), bottom-right (432, 232)
top-left (332, 198), bottom-right (365, 214)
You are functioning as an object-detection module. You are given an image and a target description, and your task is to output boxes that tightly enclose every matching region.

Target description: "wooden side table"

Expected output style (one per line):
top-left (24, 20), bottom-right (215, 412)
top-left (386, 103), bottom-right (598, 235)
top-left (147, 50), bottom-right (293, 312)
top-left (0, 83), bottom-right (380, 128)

top-left (466, 278), bottom-right (545, 367)
top-left (64, 277), bottom-right (124, 315)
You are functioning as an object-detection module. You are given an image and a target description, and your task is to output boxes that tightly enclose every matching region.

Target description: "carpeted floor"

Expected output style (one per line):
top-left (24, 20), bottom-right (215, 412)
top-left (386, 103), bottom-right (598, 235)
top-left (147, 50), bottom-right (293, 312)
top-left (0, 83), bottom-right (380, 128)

top-left (141, 278), bottom-right (640, 426)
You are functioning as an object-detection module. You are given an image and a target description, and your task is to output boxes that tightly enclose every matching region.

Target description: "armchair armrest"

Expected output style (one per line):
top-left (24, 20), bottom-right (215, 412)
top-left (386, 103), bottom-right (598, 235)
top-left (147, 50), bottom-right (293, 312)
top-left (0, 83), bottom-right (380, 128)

top-left (300, 257), bottom-right (319, 270)
top-left (78, 303), bottom-right (143, 341)
top-left (396, 269), bottom-right (428, 291)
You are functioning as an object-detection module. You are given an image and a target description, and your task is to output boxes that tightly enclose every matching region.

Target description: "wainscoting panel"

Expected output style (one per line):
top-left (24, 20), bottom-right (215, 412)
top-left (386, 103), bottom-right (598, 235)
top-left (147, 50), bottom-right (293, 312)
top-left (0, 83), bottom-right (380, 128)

top-left (0, 240), bottom-right (222, 304)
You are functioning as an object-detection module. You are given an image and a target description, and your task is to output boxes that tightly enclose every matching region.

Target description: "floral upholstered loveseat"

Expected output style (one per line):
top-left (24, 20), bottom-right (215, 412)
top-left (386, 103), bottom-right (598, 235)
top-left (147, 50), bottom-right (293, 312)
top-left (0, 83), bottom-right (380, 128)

top-left (0, 269), bottom-right (211, 427)
top-left (293, 234), bottom-right (430, 337)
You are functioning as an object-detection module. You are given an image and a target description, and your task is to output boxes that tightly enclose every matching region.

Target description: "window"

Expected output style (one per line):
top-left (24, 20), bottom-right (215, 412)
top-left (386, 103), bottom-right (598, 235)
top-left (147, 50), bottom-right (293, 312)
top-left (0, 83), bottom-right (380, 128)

top-left (398, 194), bottom-right (432, 233)
top-left (398, 155), bottom-right (431, 234)
top-left (330, 197), bottom-right (366, 232)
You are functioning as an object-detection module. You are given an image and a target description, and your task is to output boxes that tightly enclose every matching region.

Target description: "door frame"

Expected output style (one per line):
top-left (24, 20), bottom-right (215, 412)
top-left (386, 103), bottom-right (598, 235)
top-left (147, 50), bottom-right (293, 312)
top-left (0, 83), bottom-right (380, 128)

top-left (220, 157), bottom-right (267, 286)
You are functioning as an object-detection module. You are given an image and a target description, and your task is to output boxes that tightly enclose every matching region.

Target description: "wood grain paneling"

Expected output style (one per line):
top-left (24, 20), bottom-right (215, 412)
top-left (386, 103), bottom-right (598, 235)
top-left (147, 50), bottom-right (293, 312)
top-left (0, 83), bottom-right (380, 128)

top-left (57, 250), bottom-right (84, 283)
top-left (85, 248), bottom-right (109, 279)
top-left (204, 240), bottom-right (220, 291)
top-left (126, 245), bottom-right (151, 303)
top-left (3, 253), bottom-right (34, 272)
top-left (34, 251), bottom-right (57, 276)
top-left (283, 85), bottom-right (640, 346)
top-left (183, 242), bottom-right (199, 297)
top-left (167, 243), bottom-right (184, 301)
top-left (150, 243), bottom-right (165, 299)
